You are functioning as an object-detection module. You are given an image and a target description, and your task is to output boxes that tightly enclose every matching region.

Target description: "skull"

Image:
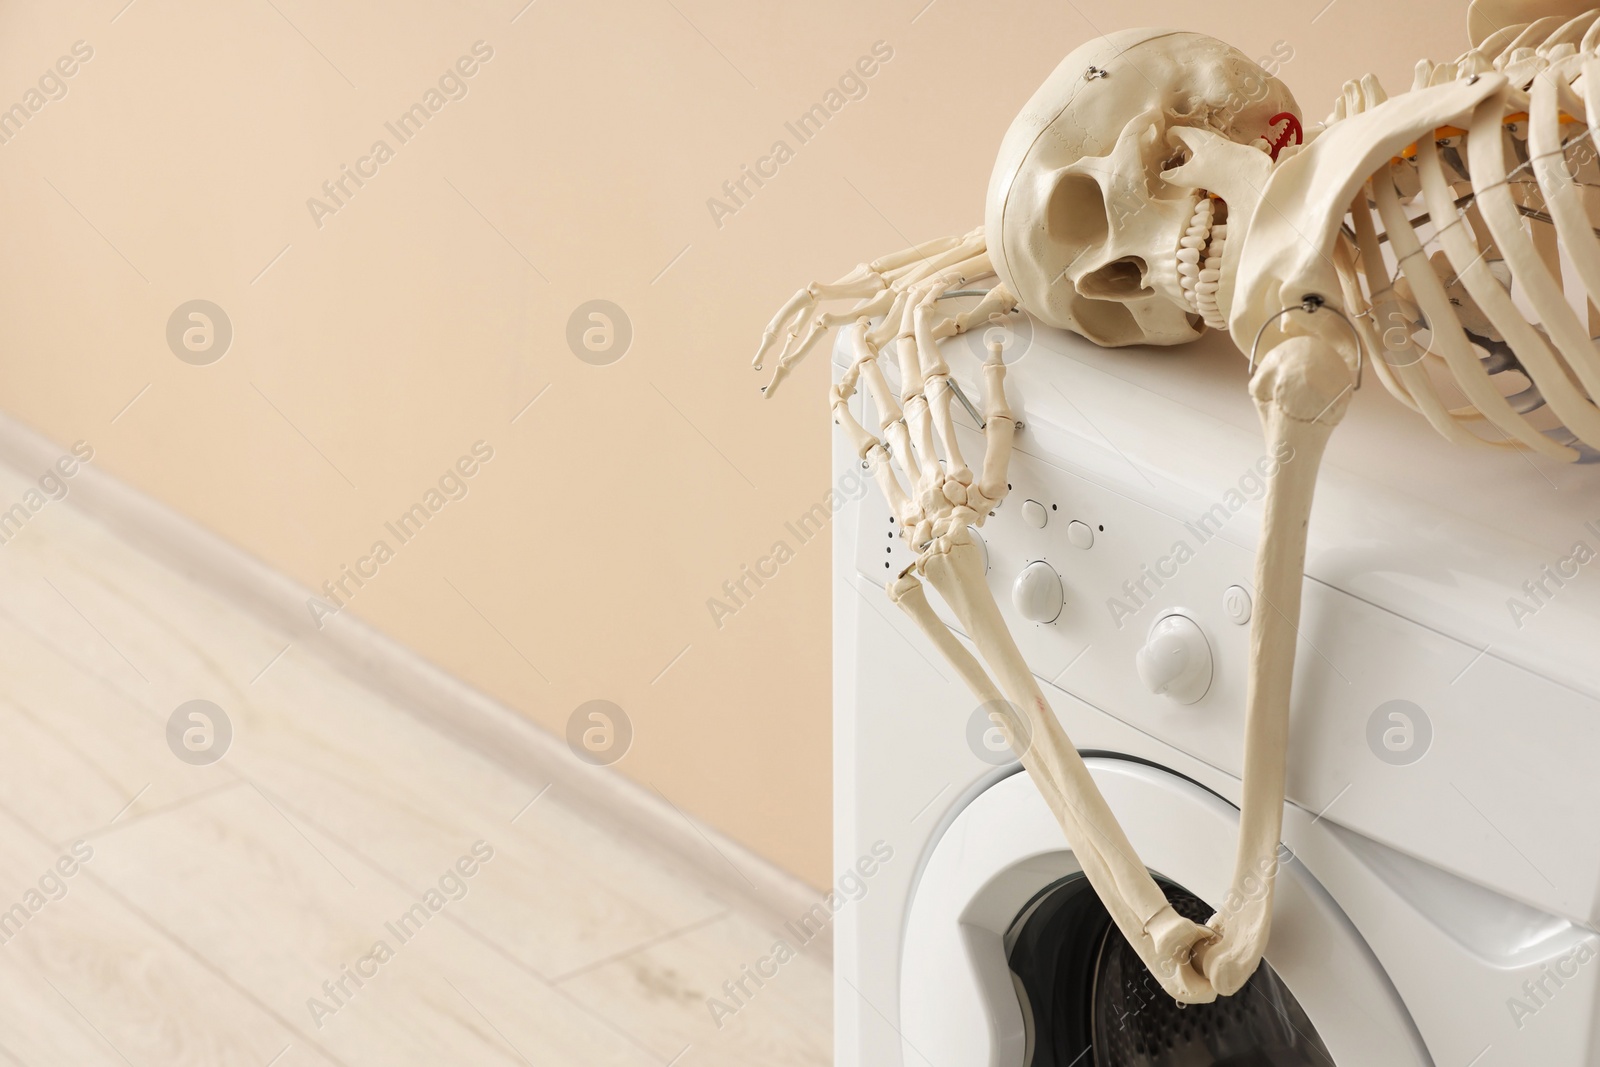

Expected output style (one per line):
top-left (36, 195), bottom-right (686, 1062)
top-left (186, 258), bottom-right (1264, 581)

top-left (986, 29), bottom-right (1300, 346)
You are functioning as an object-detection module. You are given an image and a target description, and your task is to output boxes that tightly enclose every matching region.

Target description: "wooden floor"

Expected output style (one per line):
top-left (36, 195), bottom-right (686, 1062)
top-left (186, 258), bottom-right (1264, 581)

top-left (0, 458), bottom-right (830, 1066)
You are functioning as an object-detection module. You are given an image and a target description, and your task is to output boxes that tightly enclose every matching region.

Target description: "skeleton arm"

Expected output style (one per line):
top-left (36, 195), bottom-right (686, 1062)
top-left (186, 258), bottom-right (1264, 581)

top-left (1196, 331), bottom-right (1355, 992)
top-left (797, 247), bottom-right (1228, 1002)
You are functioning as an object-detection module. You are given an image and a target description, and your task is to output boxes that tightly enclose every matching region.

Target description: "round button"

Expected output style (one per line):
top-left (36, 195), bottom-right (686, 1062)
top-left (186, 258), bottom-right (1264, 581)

top-left (1021, 499), bottom-right (1048, 528)
top-left (1067, 520), bottom-right (1093, 549)
top-left (1135, 615), bottom-right (1213, 704)
top-left (1223, 585), bottom-right (1252, 625)
top-left (966, 525), bottom-right (989, 574)
top-left (1012, 561), bottom-right (1063, 623)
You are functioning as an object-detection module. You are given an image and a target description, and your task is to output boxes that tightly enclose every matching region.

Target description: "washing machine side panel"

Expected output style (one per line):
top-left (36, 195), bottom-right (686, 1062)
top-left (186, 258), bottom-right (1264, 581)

top-left (833, 419), bottom-right (866, 1067)
top-left (839, 593), bottom-right (989, 1065)
top-left (835, 408), bottom-right (998, 1066)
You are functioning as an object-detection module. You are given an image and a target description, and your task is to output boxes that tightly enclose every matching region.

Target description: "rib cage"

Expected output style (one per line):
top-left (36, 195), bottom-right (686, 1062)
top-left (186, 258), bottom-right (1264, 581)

top-left (1337, 16), bottom-right (1600, 463)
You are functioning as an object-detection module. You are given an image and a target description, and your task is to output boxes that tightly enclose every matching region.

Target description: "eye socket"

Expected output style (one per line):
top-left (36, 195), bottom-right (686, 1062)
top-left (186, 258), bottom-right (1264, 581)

top-left (1075, 257), bottom-right (1150, 300)
top-left (1046, 173), bottom-right (1109, 251)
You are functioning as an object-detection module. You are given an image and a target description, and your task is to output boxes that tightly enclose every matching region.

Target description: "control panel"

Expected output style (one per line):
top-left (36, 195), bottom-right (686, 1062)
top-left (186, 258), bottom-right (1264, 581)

top-left (858, 430), bottom-right (1260, 782)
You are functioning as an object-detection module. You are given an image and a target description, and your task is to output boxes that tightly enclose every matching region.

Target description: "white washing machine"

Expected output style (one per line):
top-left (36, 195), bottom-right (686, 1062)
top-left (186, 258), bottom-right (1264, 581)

top-left (831, 314), bottom-right (1600, 1065)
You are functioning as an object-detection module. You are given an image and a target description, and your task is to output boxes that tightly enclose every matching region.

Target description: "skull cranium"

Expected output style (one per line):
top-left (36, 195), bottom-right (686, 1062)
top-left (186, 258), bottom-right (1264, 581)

top-left (985, 29), bottom-right (1300, 346)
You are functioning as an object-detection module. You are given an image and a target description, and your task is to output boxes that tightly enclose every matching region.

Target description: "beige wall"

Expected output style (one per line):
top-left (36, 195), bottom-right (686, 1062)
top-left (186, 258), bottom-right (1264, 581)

top-left (0, 0), bottom-right (1464, 887)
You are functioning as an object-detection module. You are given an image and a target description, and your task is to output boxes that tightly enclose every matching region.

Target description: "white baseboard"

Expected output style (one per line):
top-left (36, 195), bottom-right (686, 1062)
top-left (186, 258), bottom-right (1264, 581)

top-left (0, 411), bottom-right (828, 955)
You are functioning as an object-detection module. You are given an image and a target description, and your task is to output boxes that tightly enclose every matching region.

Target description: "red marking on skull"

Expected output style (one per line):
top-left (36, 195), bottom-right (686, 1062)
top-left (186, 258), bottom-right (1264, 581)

top-left (1266, 112), bottom-right (1303, 161)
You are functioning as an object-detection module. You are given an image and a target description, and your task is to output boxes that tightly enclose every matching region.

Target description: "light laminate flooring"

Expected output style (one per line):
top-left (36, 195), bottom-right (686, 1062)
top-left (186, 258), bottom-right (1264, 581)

top-left (0, 458), bottom-right (830, 1066)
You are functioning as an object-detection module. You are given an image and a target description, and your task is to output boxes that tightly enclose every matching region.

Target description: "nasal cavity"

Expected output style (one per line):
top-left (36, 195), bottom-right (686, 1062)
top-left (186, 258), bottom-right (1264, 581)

top-left (1076, 257), bottom-right (1150, 301)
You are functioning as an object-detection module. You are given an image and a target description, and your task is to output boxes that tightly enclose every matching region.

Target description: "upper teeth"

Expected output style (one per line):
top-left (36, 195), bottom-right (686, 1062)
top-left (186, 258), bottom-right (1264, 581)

top-left (1177, 196), bottom-right (1229, 332)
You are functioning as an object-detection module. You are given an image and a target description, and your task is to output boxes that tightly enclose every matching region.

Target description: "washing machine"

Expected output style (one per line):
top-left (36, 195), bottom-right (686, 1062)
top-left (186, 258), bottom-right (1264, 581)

top-left (831, 312), bottom-right (1600, 1065)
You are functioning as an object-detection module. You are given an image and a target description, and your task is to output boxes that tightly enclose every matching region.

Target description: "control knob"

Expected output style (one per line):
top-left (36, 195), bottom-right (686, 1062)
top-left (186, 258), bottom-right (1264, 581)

top-left (1135, 615), bottom-right (1213, 704)
top-left (1012, 561), bottom-right (1063, 624)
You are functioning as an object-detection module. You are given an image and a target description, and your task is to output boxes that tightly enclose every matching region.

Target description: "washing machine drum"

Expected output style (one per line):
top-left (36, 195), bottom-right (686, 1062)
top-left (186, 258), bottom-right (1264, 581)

top-left (1008, 873), bottom-right (1326, 1065)
top-left (899, 760), bottom-right (1428, 1066)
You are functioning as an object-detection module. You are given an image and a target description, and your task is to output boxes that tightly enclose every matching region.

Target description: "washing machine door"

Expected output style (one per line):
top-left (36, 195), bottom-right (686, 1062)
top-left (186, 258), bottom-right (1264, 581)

top-left (900, 759), bottom-right (1430, 1066)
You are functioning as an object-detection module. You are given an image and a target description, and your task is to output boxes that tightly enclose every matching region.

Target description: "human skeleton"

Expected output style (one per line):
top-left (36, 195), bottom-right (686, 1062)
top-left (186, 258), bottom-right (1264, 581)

top-left (753, 2), bottom-right (1600, 1004)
